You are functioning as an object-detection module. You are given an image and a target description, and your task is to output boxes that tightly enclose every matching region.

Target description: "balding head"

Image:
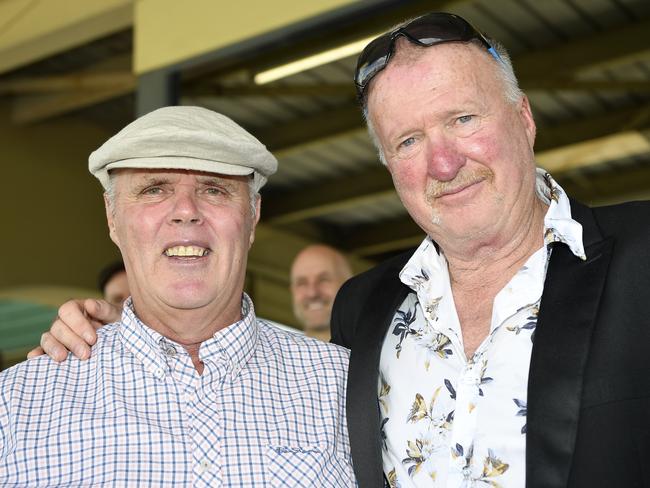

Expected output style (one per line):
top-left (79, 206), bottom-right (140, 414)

top-left (290, 245), bottom-right (353, 340)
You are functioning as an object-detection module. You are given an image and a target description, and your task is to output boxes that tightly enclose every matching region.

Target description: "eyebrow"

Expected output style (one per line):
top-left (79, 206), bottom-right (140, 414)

top-left (195, 176), bottom-right (242, 193)
top-left (196, 176), bottom-right (230, 185)
top-left (127, 176), bottom-right (171, 191)
top-left (131, 175), bottom-right (230, 186)
top-left (133, 174), bottom-right (172, 184)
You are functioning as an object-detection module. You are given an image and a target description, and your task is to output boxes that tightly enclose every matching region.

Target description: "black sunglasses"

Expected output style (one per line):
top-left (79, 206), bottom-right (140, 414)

top-left (355, 12), bottom-right (500, 100)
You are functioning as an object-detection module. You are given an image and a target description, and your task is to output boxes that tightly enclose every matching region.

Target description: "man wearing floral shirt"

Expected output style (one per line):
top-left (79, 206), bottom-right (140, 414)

top-left (330, 11), bottom-right (650, 488)
top-left (375, 170), bottom-right (582, 487)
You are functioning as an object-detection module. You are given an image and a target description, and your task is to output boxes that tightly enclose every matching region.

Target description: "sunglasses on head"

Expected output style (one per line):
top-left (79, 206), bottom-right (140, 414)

top-left (354, 12), bottom-right (500, 100)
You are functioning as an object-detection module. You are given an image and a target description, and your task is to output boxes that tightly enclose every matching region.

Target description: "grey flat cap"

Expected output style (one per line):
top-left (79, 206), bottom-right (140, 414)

top-left (89, 106), bottom-right (277, 191)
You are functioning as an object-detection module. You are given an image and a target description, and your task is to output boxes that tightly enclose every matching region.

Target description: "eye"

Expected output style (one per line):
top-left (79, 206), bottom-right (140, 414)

top-left (141, 186), bottom-right (163, 195)
top-left (457, 114), bottom-right (474, 124)
top-left (399, 136), bottom-right (415, 148)
top-left (204, 185), bottom-right (226, 196)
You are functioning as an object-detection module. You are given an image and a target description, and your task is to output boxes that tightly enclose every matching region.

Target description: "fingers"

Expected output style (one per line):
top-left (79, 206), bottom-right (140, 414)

top-left (44, 319), bottom-right (90, 361)
top-left (40, 330), bottom-right (70, 362)
top-left (26, 346), bottom-right (45, 360)
top-left (83, 298), bottom-right (121, 331)
top-left (57, 300), bottom-right (99, 346)
top-left (45, 299), bottom-right (95, 361)
top-left (38, 298), bottom-right (121, 363)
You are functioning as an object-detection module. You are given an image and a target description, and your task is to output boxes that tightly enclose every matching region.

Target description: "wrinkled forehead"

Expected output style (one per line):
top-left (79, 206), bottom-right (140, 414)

top-left (291, 250), bottom-right (345, 282)
top-left (110, 167), bottom-right (251, 187)
top-left (292, 260), bottom-right (333, 279)
top-left (366, 40), bottom-right (497, 106)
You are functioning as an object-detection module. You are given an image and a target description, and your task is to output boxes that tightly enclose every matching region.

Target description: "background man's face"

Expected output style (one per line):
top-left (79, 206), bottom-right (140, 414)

top-left (106, 168), bottom-right (259, 327)
top-left (367, 42), bottom-right (537, 245)
top-left (290, 246), bottom-right (351, 334)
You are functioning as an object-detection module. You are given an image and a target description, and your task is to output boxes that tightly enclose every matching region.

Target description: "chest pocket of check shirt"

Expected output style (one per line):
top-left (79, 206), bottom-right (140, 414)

top-left (266, 444), bottom-right (356, 487)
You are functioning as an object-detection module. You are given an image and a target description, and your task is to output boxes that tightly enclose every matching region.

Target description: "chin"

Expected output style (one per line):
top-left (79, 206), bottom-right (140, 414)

top-left (163, 299), bottom-right (210, 311)
top-left (161, 289), bottom-right (214, 310)
top-left (305, 318), bottom-right (329, 330)
top-left (309, 319), bottom-right (328, 327)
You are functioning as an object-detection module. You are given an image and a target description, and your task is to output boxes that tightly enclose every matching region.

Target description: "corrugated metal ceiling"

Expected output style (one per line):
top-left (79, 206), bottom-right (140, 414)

top-left (3, 0), bottom-right (650, 256)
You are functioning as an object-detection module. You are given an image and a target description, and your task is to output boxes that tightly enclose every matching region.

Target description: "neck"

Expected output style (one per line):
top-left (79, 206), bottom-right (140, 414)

top-left (442, 198), bottom-right (547, 293)
top-left (131, 298), bottom-right (243, 375)
top-left (305, 327), bottom-right (331, 342)
top-left (181, 342), bottom-right (205, 375)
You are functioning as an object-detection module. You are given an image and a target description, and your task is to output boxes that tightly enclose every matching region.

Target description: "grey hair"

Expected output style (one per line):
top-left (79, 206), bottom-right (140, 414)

top-left (248, 182), bottom-right (260, 218)
top-left (104, 173), bottom-right (260, 218)
top-left (105, 175), bottom-right (117, 213)
top-left (362, 37), bottom-right (523, 166)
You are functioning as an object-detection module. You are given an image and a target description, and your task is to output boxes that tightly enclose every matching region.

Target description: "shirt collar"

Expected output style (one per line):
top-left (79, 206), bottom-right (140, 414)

top-left (200, 293), bottom-right (259, 381)
top-left (118, 293), bottom-right (259, 381)
top-left (400, 168), bottom-right (586, 291)
top-left (536, 168), bottom-right (586, 260)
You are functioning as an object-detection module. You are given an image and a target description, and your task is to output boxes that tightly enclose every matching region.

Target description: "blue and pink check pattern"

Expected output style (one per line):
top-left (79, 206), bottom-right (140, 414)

top-left (0, 295), bottom-right (356, 487)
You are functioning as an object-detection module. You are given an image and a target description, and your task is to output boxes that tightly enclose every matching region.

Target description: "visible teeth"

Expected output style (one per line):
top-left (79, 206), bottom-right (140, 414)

top-left (306, 301), bottom-right (326, 310)
top-left (164, 245), bottom-right (208, 257)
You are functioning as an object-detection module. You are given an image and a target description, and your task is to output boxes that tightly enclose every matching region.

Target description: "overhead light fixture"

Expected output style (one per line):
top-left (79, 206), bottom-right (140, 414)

top-left (254, 35), bottom-right (377, 85)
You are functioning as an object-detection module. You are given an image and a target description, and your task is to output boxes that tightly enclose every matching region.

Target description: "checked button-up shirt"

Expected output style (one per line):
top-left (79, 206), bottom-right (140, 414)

top-left (0, 295), bottom-right (355, 487)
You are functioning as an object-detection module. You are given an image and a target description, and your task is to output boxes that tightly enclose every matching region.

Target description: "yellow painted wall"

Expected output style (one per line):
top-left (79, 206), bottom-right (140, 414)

top-left (0, 104), bottom-right (120, 292)
top-left (0, 0), bottom-right (361, 76)
top-left (0, 0), bottom-right (133, 73)
top-left (135, 0), bottom-right (359, 73)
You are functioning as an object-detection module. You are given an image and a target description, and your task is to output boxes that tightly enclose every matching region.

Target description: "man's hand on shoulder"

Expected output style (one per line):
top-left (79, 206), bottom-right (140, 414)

top-left (26, 299), bottom-right (120, 362)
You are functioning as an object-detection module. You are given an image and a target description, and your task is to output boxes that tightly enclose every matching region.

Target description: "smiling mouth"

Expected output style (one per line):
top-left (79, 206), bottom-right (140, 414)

top-left (431, 176), bottom-right (487, 200)
top-left (439, 179), bottom-right (482, 197)
top-left (301, 299), bottom-right (331, 314)
top-left (164, 245), bottom-right (210, 257)
top-left (428, 168), bottom-right (493, 201)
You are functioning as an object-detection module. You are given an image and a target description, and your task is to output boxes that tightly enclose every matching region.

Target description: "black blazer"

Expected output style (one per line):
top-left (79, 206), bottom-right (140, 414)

top-left (331, 199), bottom-right (650, 488)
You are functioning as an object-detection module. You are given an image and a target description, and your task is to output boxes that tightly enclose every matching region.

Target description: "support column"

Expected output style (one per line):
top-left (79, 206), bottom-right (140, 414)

top-left (136, 69), bottom-right (179, 116)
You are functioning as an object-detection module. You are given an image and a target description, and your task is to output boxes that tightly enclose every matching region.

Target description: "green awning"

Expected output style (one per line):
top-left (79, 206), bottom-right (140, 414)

top-left (0, 299), bottom-right (57, 351)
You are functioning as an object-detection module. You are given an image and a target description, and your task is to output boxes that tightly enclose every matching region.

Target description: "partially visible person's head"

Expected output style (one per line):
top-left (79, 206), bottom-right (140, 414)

top-left (97, 260), bottom-right (129, 307)
top-left (290, 245), bottom-right (353, 340)
top-left (356, 12), bottom-right (537, 248)
top-left (89, 106), bottom-right (277, 340)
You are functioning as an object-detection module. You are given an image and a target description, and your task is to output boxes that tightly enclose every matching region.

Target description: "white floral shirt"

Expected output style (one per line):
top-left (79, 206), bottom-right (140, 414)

top-left (379, 170), bottom-right (585, 487)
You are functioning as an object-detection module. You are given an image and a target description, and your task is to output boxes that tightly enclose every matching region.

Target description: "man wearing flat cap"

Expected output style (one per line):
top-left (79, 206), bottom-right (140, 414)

top-left (0, 106), bottom-right (356, 486)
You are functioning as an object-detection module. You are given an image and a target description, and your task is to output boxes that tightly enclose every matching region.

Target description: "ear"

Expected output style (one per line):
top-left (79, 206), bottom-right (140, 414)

top-left (248, 194), bottom-right (261, 248)
top-left (104, 193), bottom-right (120, 248)
top-left (519, 95), bottom-right (536, 147)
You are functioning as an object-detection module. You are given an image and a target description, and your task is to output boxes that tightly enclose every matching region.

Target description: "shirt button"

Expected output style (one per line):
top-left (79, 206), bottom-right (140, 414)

top-left (461, 373), bottom-right (479, 385)
top-left (198, 459), bottom-right (211, 473)
top-left (159, 338), bottom-right (177, 356)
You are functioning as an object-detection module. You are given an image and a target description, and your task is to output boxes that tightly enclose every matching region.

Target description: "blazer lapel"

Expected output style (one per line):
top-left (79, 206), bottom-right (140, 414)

top-left (526, 201), bottom-right (613, 488)
top-left (347, 256), bottom-right (411, 488)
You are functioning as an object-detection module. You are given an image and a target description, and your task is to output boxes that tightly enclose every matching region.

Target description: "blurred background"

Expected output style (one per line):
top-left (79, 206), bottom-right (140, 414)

top-left (1, 0), bottom-right (650, 368)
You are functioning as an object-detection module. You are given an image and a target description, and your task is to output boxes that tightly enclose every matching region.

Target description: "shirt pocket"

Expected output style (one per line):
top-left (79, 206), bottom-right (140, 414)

top-left (266, 444), bottom-right (356, 487)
